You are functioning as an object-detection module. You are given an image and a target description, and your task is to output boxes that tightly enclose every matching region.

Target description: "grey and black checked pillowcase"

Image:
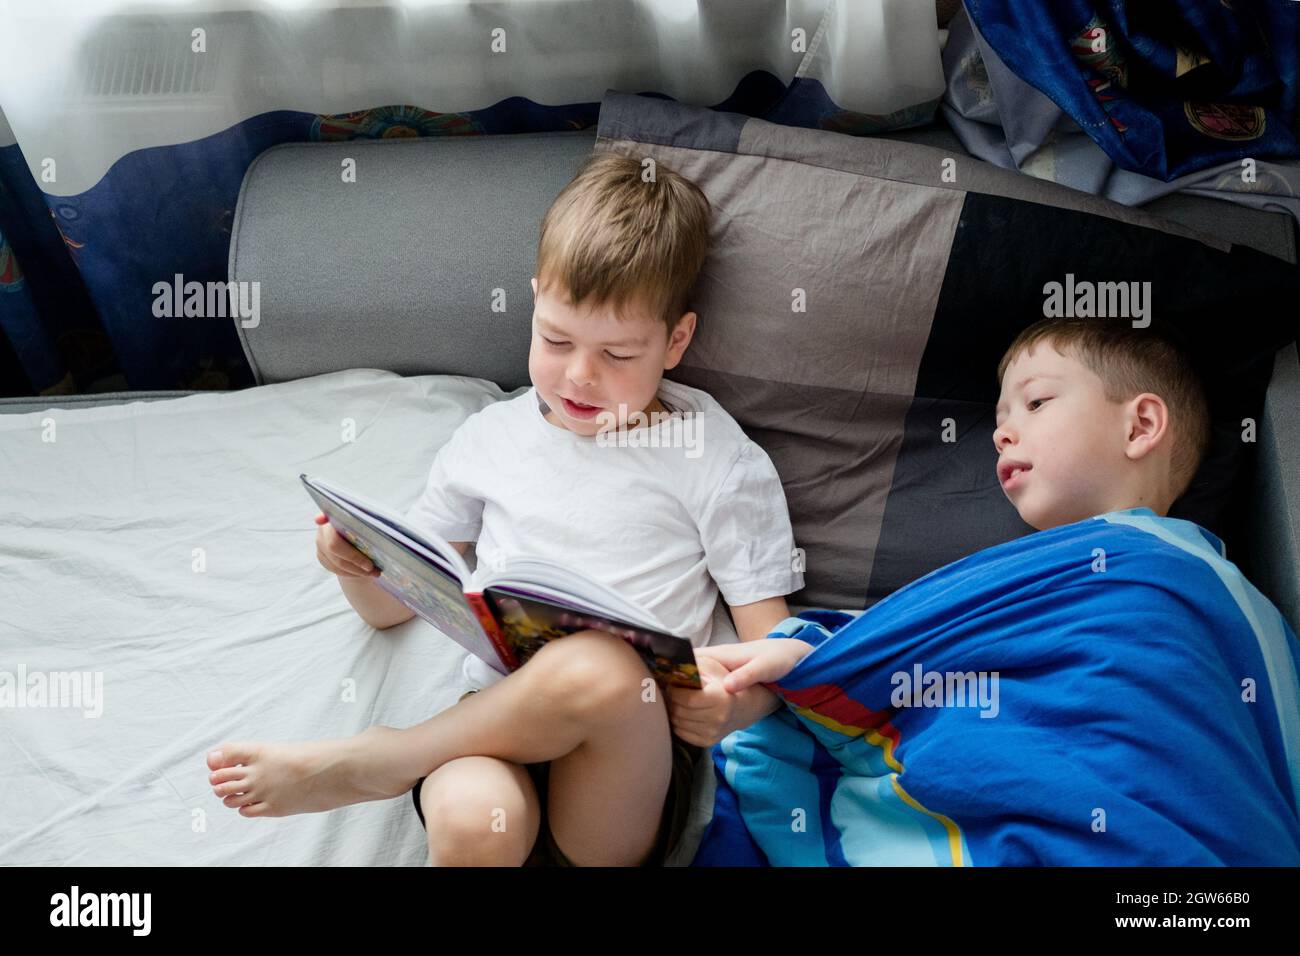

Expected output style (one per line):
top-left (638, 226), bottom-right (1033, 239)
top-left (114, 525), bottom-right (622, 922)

top-left (593, 90), bottom-right (1299, 611)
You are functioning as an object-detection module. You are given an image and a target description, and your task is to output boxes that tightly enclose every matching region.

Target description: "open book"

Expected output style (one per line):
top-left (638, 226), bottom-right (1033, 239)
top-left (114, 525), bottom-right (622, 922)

top-left (301, 475), bottom-right (701, 688)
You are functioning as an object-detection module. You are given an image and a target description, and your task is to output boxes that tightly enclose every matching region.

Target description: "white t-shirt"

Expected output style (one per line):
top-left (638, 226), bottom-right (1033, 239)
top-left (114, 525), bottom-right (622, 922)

top-left (403, 379), bottom-right (804, 690)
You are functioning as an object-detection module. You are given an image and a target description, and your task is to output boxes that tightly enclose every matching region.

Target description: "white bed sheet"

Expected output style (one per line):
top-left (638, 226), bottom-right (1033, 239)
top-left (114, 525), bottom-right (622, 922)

top-left (0, 368), bottom-right (737, 865)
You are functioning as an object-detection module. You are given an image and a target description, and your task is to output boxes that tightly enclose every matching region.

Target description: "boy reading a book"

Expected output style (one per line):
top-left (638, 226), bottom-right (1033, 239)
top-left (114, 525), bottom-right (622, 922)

top-left (205, 152), bottom-right (805, 866)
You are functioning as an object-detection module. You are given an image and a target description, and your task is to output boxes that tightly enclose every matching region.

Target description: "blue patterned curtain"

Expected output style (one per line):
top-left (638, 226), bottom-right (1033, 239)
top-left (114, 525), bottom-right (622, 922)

top-left (0, 0), bottom-right (946, 395)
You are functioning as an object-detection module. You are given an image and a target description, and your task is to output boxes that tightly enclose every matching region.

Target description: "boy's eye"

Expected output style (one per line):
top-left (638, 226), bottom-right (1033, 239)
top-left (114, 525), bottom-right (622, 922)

top-left (541, 334), bottom-right (633, 361)
top-left (1027, 397), bottom-right (1051, 411)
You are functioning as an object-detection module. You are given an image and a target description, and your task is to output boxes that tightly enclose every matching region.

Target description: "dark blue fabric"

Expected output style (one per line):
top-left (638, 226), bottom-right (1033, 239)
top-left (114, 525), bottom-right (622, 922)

top-left (0, 223), bottom-right (54, 392)
top-left (966, 0), bottom-right (1300, 181)
top-left (0, 146), bottom-right (105, 394)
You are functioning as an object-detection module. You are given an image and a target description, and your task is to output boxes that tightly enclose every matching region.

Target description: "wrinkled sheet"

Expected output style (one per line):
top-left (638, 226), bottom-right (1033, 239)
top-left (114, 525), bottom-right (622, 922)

top-left (0, 369), bottom-right (565, 864)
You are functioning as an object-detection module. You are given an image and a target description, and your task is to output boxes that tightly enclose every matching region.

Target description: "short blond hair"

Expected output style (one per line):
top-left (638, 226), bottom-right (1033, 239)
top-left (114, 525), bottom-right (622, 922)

top-left (535, 152), bottom-right (712, 334)
top-left (996, 318), bottom-right (1212, 500)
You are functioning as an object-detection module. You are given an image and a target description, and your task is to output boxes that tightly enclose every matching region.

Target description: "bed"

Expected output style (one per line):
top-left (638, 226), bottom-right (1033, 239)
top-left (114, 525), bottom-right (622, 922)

top-left (3, 97), bottom-right (1297, 866)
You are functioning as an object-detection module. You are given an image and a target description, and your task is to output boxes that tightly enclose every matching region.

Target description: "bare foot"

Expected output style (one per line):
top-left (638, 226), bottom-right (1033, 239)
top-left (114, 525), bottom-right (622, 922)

top-left (206, 726), bottom-right (415, 817)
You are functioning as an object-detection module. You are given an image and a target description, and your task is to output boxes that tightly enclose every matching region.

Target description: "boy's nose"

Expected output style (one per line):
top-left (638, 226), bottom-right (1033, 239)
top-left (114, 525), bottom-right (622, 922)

top-left (567, 356), bottom-right (597, 386)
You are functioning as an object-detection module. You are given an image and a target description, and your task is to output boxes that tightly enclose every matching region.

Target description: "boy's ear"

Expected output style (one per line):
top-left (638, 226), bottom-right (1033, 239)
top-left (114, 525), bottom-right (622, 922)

top-left (1123, 393), bottom-right (1169, 461)
top-left (663, 311), bottom-right (697, 370)
top-left (531, 276), bottom-right (537, 297)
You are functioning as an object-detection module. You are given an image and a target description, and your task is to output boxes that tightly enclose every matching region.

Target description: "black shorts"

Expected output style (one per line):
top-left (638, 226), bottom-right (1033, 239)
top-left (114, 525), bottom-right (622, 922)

top-left (411, 692), bottom-right (703, 866)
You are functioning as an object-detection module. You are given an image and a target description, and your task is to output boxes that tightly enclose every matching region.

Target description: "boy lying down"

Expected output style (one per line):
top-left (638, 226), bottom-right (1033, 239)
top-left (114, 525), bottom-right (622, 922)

top-left (691, 317), bottom-right (1300, 866)
top-left (205, 153), bottom-right (807, 867)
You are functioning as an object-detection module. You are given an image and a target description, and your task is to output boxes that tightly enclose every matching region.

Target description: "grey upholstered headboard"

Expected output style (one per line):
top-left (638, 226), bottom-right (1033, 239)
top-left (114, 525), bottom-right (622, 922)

top-left (224, 121), bottom-right (1300, 627)
top-left (229, 122), bottom-right (1299, 394)
top-left (228, 130), bottom-right (597, 388)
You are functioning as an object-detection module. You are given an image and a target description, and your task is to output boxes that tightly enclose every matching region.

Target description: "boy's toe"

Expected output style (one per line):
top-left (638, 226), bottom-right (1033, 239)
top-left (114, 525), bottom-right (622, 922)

top-left (207, 742), bottom-right (257, 771)
top-left (213, 780), bottom-right (248, 798)
top-left (208, 767), bottom-right (244, 786)
top-left (239, 802), bottom-right (270, 818)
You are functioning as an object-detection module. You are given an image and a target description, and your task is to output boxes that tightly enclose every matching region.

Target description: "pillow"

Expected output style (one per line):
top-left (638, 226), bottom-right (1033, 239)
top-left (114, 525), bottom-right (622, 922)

top-left (229, 131), bottom-right (597, 390)
top-left (593, 90), bottom-right (1300, 610)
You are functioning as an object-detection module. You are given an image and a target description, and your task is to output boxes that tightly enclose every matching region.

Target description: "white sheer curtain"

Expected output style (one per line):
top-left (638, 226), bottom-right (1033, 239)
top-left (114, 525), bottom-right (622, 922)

top-left (0, 0), bottom-right (943, 195)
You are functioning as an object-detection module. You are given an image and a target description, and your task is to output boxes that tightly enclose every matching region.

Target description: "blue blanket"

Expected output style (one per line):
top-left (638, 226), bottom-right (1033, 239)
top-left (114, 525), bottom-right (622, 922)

top-left (693, 508), bottom-right (1300, 865)
top-left (967, 0), bottom-right (1300, 181)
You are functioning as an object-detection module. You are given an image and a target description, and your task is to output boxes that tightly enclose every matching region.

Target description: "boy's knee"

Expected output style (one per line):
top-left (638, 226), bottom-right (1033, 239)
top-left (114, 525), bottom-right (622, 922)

top-left (421, 761), bottom-right (537, 866)
top-left (426, 815), bottom-right (531, 867)
top-left (528, 629), bottom-right (657, 717)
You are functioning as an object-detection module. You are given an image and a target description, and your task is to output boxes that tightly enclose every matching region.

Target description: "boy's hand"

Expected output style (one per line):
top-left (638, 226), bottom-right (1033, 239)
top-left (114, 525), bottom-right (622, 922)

top-left (314, 512), bottom-right (381, 579)
top-left (665, 639), bottom-right (817, 746)
top-left (665, 656), bottom-right (743, 748)
top-left (667, 639), bottom-right (818, 746)
top-left (694, 638), bottom-right (816, 693)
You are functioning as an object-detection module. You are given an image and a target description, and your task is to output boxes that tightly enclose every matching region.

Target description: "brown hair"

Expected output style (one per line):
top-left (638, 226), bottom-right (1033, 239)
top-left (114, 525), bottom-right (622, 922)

top-left (534, 151), bottom-right (712, 335)
top-left (996, 318), bottom-right (1212, 499)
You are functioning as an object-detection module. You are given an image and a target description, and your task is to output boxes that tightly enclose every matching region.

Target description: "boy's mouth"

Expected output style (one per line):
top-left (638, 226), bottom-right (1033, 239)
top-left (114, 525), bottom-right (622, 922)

top-left (998, 459), bottom-right (1032, 490)
top-left (561, 396), bottom-right (602, 419)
